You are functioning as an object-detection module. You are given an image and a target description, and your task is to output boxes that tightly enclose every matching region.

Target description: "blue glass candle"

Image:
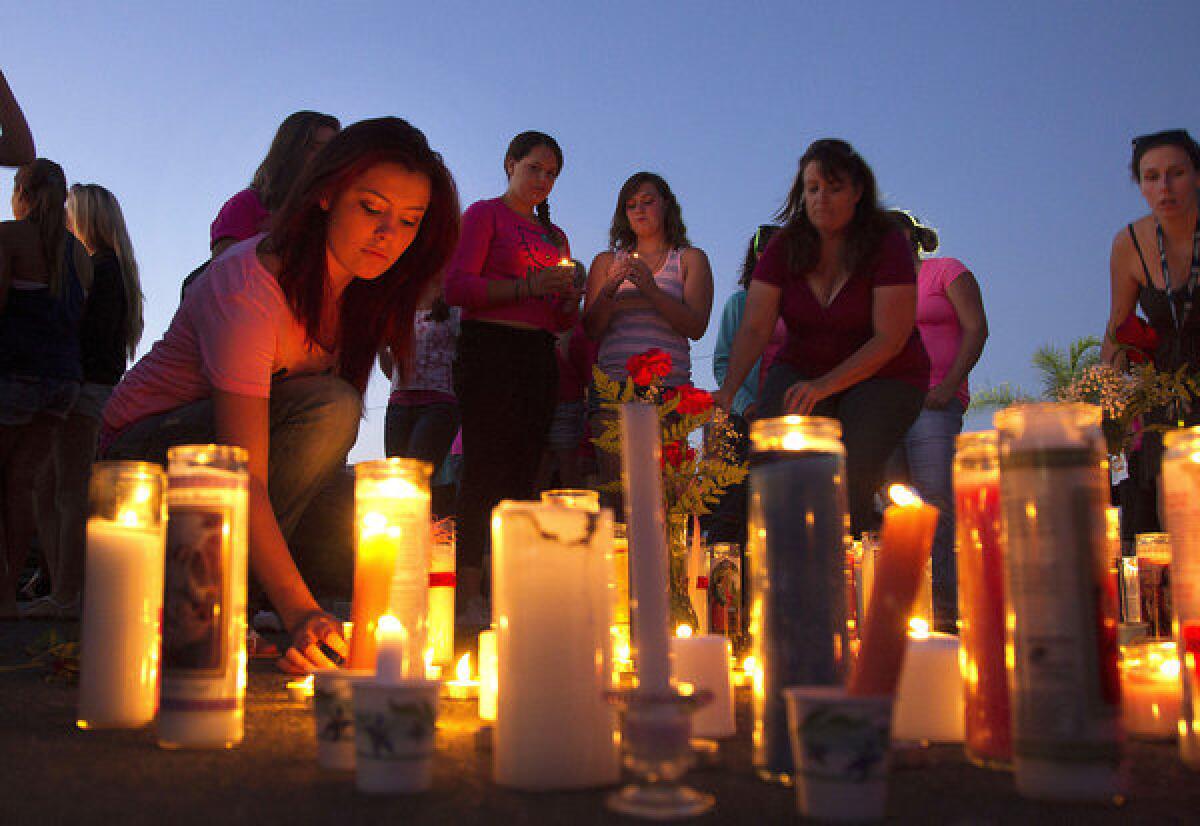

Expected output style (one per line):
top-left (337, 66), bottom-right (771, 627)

top-left (748, 416), bottom-right (849, 783)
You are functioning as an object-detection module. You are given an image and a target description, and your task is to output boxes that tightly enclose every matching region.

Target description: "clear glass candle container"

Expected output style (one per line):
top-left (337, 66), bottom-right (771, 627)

top-left (541, 488), bottom-right (600, 512)
top-left (953, 430), bottom-right (1010, 769)
top-left (348, 458), bottom-right (432, 674)
top-left (78, 461), bottom-right (167, 730)
top-left (1135, 532), bottom-right (1172, 639)
top-left (748, 415), bottom-right (848, 784)
top-left (158, 445), bottom-right (249, 750)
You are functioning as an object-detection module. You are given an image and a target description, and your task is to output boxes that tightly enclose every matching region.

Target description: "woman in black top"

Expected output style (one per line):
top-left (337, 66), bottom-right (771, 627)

top-left (26, 185), bottom-right (145, 618)
top-left (1103, 129), bottom-right (1200, 536)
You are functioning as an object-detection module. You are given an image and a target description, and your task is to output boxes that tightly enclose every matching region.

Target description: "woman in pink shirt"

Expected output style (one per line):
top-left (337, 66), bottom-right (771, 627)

top-left (889, 210), bottom-right (988, 632)
top-left (209, 110), bottom-right (341, 259)
top-left (103, 118), bottom-right (460, 671)
top-left (444, 131), bottom-right (580, 621)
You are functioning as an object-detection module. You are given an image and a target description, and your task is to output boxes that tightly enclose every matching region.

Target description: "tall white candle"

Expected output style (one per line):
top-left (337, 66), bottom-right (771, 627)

top-left (619, 402), bottom-right (671, 695)
top-left (78, 520), bottom-right (165, 728)
top-left (375, 615), bottom-right (409, 683)
top-left (492, 501), bottom-right (618, 790)
top-left (671, 633), bottom-right (735, 738)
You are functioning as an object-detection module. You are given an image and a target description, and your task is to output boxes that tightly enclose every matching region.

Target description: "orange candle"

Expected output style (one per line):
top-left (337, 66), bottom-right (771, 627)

top-left (848, 485), bottom-right (938, 696)
top-left (346, 459), bottom-right (432, 671)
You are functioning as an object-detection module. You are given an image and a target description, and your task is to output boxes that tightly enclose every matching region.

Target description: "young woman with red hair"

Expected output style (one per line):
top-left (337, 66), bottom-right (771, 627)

top-left (102, 118), bottom-right (460, 671)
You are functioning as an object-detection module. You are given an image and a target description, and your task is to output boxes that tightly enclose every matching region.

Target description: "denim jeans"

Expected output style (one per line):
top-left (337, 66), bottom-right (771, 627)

top-left (384, 401), bottom-right (460, 472)
top-left (890, 400), bottom-right (965, 630)
top-left (104, 374), bottom-right (361, 593)
top-left (760, 364), bottom-right (925, 537)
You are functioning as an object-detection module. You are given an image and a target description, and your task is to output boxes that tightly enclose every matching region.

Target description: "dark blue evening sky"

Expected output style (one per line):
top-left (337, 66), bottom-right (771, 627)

top-left (4, 1), bottom-right (1195, 459)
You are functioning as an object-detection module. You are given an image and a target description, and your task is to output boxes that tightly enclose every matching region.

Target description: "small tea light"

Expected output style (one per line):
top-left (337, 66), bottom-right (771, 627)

top-left (286, 674), bottom-right (314, 704)
top-left (733, 655), bottom-right (756, 689)
top-left (445, 652), bottom-right (479, 701)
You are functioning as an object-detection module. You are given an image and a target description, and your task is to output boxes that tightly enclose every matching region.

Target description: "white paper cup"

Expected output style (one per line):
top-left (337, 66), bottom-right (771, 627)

top-left (783, 686), bottom-right (893, 821)
top-left (313, 669), bottom-right (373, 770)
top-left (353, 678), bottom-right (441, 794)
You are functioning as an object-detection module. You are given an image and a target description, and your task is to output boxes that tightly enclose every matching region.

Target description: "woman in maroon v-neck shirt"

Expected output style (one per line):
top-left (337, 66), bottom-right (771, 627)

top-left (714, 139), bottom-right (929, 535)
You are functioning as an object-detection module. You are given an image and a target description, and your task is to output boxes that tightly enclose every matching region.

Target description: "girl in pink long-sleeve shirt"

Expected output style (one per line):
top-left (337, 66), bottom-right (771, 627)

top-left (444, 131), bottom-right (581, 621)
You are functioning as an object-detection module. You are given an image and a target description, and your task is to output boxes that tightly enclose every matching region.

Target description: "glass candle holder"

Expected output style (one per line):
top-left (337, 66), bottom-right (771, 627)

top-left (1120, 640), bottom-right (1181, 741)
top-left (995, 403), bottom-right (1121, 800)
top-left (428, 520), bottom-right (456, 668)
top-left (707, 542), bottom-right (743, 652)
top-left (541, 488), bottom-right (600, 512)
top-left (347, 458), bottom-right (431, 674)
top-left (77, 461), bottom-right (167, 730)
top-left (953, 430), bottom-right (1010, 769)
top-left (748, 415), bottom-right (849, 785)
top-left (157, 445), bottom-right (249, 750)
top-left (1135, 532), bottom-right (1172, 639)
top-left (1159, 427), bottom-right (1200, 768)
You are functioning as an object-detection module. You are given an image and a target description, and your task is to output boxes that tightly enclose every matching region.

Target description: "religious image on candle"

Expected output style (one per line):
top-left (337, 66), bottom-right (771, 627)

top-left (162, 510), bottom-right (228, 672)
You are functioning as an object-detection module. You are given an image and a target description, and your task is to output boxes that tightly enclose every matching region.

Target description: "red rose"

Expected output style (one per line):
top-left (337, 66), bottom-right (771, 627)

top-left (674, 386), bottom-right (714, 415)
top-left (626, 348), bottom-right (672, 386)
top-left (661, 440), bottom-right (695, 469)
top-left (1114, 314), bottom-right (1159, 365)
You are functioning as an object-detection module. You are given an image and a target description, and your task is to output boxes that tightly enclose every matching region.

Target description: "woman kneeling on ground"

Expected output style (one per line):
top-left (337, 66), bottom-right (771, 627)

top-left (101, 118), bottom-right (460, 671)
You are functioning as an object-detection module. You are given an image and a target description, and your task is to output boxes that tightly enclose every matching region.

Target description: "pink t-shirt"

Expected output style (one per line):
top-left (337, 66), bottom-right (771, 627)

top-left (103, 236), bottom-right (335, 431)
top-left (444, 198), bottom-right (575, 333)
top-left (210, 188), bottom-right (271, 248)
top-left (914, 257), bottom-right (970, 406)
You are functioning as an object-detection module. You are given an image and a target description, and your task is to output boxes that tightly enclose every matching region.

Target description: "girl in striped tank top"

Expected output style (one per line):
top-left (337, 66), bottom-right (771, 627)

top-left (584, 172), bottom-right (713, 503)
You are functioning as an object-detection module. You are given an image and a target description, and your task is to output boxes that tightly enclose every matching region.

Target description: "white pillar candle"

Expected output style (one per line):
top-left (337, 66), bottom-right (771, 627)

top-left (427, 528), bottom-right (456, 668)
top-left (619, 402), bottom-right (671, 695)
top-left (892, 624), bottom-right (965, 743)
top-left (77, 462), bottom-right (167, 730)
top-left (479, 629), bottom-right (497, 723)
top-left (492, 501), bottom-right (618, 790)
top-left (670, 633), bottom-right (735, 738)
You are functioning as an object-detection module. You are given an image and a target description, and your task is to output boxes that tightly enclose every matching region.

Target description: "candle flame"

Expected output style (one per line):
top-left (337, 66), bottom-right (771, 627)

top-left (1162, 658), bottom-right (1181, 679)
top-left (559, 257), bottom-right (571, 267)
top-left (742, 655), bottom-right (756, 675)
top-left (286, 674), bottom-right (314, 698)
top-left (888, 484), bottom-right (922, 508)
top-left (376, 476), bottom-right (424, 500)
top-left (908, 616), bottom-right (930, 640)
top-left (116, 509), bottom-right (141, 528)
top-left (376, 614), bottom-right (404, 640)
top-left (456, 652), bottom-right (471, 682)
top-left (675, 624), bottom-right (694, 639)
top-left (133, 484), bottom-right (152, 504)
top-left (677, 681), bottom-right (695, 697)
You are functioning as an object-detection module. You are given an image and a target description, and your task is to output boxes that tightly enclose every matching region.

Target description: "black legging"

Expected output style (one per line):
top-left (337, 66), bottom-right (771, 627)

top-left (453, 320), bottom-right (558, 574)
top-left (759, 363), bottom-right (924, 536)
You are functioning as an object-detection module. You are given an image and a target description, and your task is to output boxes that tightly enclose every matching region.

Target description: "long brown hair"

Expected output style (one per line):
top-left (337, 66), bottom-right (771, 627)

top-left (505, 131), bottom-right (564, 244)
top-left (13, 159), bottom-right (69, 297)
top-left (773, 139), bottom-right (890, 279)
top-left (268, 117), bottom-right (460, 393)
top-left (608, 171), bottom-right (691, 252)
top-left (251, 110), bottom-right (341, 211)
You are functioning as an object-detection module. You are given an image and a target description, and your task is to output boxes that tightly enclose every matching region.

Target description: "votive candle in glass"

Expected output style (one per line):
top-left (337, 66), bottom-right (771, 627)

top-left (1120, 640), bottom-right (1181, 740)
top-left (77, 461), bottom-right (166, 730)
top-left (748, 416), bottom-right (848, 784)
top-left (427, 520), bottom-right (456, 668)
top-left (954, 430), bottom-right (1011, 768)
top-left (347, 458), bottom-right (431, 674)
top-left (995, 403), bottom-right (1121, 800)
top-left (541, 488), bottom-right (600, 512)
top-left (157, 445), bottom-right (249, 750)
top-left (1136, 532), bottom-right (1172, 638)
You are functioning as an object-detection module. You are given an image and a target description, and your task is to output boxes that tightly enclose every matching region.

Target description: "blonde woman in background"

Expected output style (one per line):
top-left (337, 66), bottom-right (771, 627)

top-left (24, 184), bottom-right (145, 618)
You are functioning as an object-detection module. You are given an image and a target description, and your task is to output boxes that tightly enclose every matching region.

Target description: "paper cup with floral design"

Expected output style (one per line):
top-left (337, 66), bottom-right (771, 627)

top-left (313, 668), bottom-right (372, 770)
top-left (784, 686), bottom-right (893, 821)
top-left (353, 678), bottom-right (441, 794)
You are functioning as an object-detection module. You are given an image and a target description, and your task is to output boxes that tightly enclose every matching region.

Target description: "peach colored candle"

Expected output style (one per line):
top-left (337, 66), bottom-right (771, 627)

top-left (848, 485), bottom-right (938, 696)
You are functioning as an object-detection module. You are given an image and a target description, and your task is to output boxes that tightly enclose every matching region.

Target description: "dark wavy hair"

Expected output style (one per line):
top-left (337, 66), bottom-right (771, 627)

top-left (608, 171), bottom-right (691, 252)
top-left (888, 210), bottom-right (939, 255)
top-left (13, 159), bottom-right (69, 296)
top-left (268, 117), bottom-right (460, 394)
top-left (1130, 129), bottom-right (1200, 182)
top-left (251, 110), bottom-right (341, 211)
top-left (773, 139), bottom-right (891, 279)
top-left (505, 131), bottom-right (564, 244)
top-left (739, 224), bottom-right (779, 288)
